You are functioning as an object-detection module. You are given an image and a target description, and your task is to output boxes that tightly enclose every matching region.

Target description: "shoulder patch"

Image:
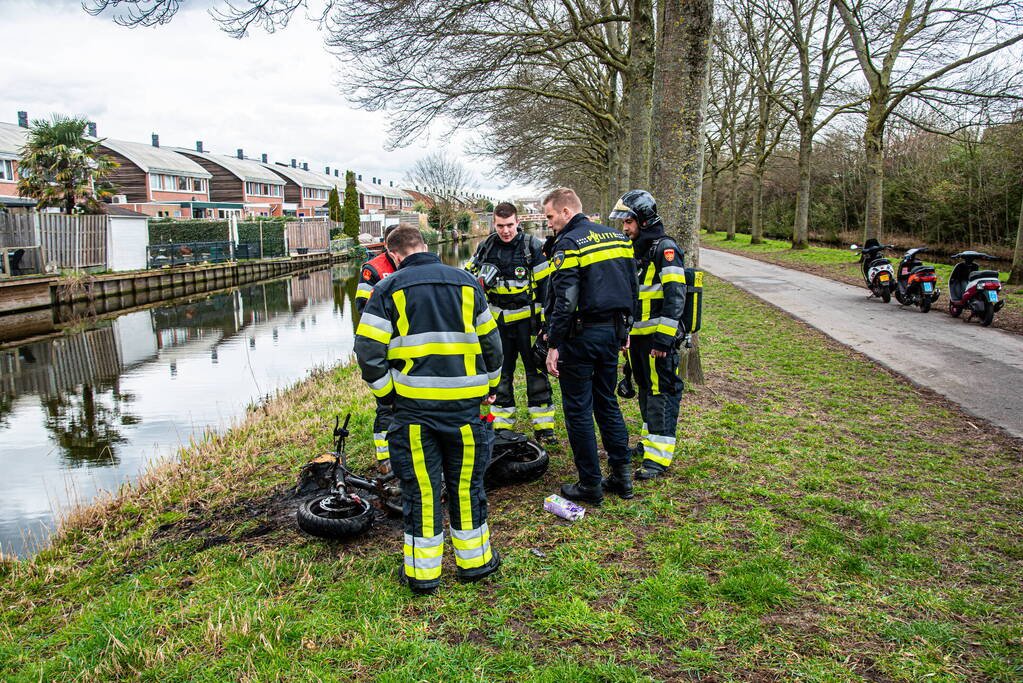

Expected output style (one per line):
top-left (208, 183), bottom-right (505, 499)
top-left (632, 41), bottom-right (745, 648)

top-left (553, 251), bottom-right (566, 269)
top-left (514, 266), bottom-right (526, 279)
top-left (663, 248), bottom-right (675, 262)
top-left (362, 268), bottom-right (373, 280)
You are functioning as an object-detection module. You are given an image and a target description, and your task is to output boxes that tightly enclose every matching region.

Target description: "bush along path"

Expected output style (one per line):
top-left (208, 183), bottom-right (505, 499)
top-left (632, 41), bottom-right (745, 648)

top-left (2, 276), bottom-right (1022, 681)
top-left (702, 232), bottom-right (1023, 337)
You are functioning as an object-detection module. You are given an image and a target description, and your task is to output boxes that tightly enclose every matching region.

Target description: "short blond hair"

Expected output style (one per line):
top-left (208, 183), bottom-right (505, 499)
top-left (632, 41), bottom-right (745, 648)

top-left (542, 187), bottom-right (582, 212)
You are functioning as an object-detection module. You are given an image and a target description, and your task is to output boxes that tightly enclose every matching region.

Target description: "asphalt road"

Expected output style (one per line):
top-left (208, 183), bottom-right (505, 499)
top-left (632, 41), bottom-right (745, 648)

top-left (701, 248), bottom-right (1023, 440)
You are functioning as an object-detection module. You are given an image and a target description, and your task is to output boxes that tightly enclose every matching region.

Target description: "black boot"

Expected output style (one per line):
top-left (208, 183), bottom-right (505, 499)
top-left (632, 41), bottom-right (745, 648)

top-left (397, 563), bottom-right (439, 596)
top-left (457, 549), bottom-right (501, 583)
top-left (635, 461), bottom-right (666, 481)
top-left (560, 482), bottom-right (603, 506)
top-left (534, 429), bottom-right (557, 445)
top-left (602, 463), bottom-right (634, 499)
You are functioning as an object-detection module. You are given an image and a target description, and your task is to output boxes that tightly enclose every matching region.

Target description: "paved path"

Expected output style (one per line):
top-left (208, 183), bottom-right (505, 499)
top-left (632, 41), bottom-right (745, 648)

top-left (701, 248), bottom-right (1023, 440)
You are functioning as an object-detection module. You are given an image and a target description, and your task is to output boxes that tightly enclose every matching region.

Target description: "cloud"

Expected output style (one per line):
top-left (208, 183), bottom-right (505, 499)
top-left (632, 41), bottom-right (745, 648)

top-left (0, 1), bottom-right (540, 197)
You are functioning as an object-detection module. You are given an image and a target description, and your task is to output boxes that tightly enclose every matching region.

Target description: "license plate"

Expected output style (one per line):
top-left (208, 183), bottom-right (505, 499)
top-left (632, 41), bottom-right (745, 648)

top-left (923, 282), bottom-right (932, 292)
top-left (879, 273), bottom-right (890, 282)
top-left (987, 290), bottom-right (998, 302)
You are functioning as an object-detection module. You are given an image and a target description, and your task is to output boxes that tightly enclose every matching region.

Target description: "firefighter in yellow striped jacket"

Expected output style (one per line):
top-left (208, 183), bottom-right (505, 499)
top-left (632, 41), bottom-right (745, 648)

top-left (612, 190), bottom-right (686, 480)
top-left (354, 226), bottom-right (504, 594)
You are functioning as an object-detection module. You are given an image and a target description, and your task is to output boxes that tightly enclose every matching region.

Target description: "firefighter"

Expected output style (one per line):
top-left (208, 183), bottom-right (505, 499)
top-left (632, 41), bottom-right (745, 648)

top-left (354, 226), bottom-right (504, 595)
top-left (542, 188), bottom-right (638, 505)
top-left (355, 225), bottom-right (398, 474)
top-left (611, 190), bottom-right (686, 480)
top-left (465, 202), bottom-right (554, 442)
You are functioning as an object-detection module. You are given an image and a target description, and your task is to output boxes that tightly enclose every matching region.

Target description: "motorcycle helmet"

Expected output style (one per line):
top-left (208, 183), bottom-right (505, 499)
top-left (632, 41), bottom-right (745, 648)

top-left (531, 336), bottom-right (549, 374)
top-left (609, 190), bottom-right (661, 228)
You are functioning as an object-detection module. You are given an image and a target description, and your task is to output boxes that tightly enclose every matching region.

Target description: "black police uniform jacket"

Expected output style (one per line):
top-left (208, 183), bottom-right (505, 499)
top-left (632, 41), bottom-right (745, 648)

top-left (354, 252), bottom-right (504, 423)
top-left (545, 213), bottom-right (638, 349)
top-left (465, 232), bottom-right (551, 325)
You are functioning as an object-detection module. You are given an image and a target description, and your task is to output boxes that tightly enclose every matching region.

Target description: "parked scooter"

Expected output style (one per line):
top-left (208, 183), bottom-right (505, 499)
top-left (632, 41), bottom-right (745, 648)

top-left (850, 239), bottom-right (896, 303)
top-left (894, 247), bottom-right (940, 312)
top-left (947, 251), bottom-right (1003, 327)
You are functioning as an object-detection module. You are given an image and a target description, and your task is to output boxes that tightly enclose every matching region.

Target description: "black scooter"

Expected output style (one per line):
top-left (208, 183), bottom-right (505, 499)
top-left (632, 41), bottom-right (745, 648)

top-left (850, 239), bottom-right (896, 303)
top-left (894, 247), bottom-right (940, 312)
top-left (947, 251), bottom-right (1004, 327)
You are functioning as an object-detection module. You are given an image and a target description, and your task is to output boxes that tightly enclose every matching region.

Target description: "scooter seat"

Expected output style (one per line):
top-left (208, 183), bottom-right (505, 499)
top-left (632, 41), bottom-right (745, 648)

top-left (909, 265), bottom-right (934, 275)
top-left (867, 257), bottom-right (889, 269)
top-left (969, 270), bottom-right (999, 281)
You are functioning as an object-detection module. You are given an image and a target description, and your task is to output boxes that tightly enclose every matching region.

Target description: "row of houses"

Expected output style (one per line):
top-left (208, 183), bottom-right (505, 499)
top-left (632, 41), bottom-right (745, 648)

top-left (0, 113), bottom-right (496, 219)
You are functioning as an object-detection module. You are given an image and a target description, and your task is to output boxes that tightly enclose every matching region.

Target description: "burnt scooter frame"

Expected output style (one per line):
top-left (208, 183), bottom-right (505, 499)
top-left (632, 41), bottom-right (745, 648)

top-left (894, 247), bottom-right (940, 312)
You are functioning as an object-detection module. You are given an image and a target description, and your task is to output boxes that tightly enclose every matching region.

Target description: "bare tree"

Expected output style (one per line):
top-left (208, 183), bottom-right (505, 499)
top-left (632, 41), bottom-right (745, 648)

top-left (652, 0), bottom-right (716, 384)
top-left (626, 0), bottom-right (656, 188)
top-left (1012, 194), bottom-right (1023, 284)
top-left (833, 0), bottom-right (1023, 241)
top-left (406, 152), bottom-right (475, 231)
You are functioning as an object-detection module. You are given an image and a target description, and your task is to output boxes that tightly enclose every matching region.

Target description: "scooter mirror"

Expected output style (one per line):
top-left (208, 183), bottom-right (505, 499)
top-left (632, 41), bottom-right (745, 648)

top-left (849, 244), bottom-right (859, 250)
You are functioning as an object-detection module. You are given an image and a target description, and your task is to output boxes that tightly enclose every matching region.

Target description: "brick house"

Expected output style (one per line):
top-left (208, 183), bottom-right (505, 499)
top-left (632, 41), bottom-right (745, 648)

top-left (0, 122), bottom-right (32, 210)
top-left (177, 146), bottom-right (285, 218)
top-left (98, 135), bottom-right (213, 218)
top-left (259, 161), bottom-right (332, 217)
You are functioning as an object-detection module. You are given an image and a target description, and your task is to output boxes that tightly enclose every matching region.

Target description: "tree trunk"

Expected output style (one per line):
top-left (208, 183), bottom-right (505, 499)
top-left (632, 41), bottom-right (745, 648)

top-left (706, 168), bottom-right (718, 234)
top-left (651, 0), bottom-right (714, 385)
top-left (727, 164), bottom-right (738, 240)
top-left (792, 123), bottom-right (812, 250)
top-left (751, 160), bottom-right (765, 244)
top-left (628, 0), bottom-right (655, 188)
top-left (863, 108), bottom-right (885, 242)
top-left (1010, 192), bottom-right (1023, 285)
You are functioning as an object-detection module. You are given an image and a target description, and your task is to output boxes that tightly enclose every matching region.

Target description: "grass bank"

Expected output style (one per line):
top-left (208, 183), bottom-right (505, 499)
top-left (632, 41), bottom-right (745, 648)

top-left (702, 232), bottom-right (1023, 336)
top-left (2, 276), bottom-right (1022, 681)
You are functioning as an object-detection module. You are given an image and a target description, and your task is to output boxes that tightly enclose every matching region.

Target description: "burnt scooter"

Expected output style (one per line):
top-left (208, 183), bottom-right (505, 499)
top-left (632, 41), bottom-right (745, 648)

top-left (851, 239), bottom-right (896, 303)
top-left (894, 247), bottom-right (940, 312)
top-left (296, 413), bottom-right (549, 540)
top-left (947, 251), bottom-right (1004, 327)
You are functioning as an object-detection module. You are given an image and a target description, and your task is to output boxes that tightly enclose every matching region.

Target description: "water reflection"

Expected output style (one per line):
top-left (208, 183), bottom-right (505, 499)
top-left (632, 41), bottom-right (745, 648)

top-left (0, 239), bottom-right (477, 557)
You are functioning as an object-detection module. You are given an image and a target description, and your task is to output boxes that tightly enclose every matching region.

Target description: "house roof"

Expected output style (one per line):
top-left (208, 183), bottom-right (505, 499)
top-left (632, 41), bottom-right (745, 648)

top-left (0, 122), bottom-right (28, 159)
top-left (261, 163), bottom-right (333, 190)
top-left (356, 179), bottom-right (383, 197)
top-left (175, 149), bottom-right (285, 185)
top-left (102, 204), bottom-right (150, 217)
top-left (378, 183), bottom-right (411, 200)
top-left (97, 138), bottom-right (212, 179)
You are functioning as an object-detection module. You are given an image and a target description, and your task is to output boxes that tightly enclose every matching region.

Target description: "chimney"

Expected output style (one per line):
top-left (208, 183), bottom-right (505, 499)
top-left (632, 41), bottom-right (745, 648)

top-left (196, 140), bottom-right (204, 152)
top-left (390, 181), bottom-right (394, 187)
top-left (261, 153), bottom-right (268, 163)
top-left (151, 133), bottom-right (160, 147)
top-left (17, 111), bottom-right (28, 128)
top-left (334, 169), bottom-right (339, 177)
top-left (325, 166), bottom-right (330, 175)
top-left (236, 148), bottom-right (244, 159)
top-left (357, 174), bottom-right (362, 181)
top-left (291, 158), bottom-right (297, 168)
top-left (302, 162), bottom-right (308, 171)
top-left (87, 122), bottom-right (97, 137)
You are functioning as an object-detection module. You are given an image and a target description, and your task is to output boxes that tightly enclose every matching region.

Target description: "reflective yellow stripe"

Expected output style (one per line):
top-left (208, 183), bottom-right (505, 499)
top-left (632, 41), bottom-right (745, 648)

top-left (410, 425), bottom-right (433, 537)
top-left (492, 284), bottom-right (529, 294)
top-left (356, 322), bottom-right (392, 344)
top-left (661, 272), bottom-right (685, 284)
top-left (461, 286), bottom-right (475, 376)
top-left (649, 355), bottom-right (659, 394)
top-left (451, 529), bottom-right (490, 551)
top-left (477, 316), bottom-right (497, 334)
top-left (393, 289), bottom-right (410, 337)
top-left (355, 289), bottom-right (370, 300)
top-left (396, 383), bottom-right (489, 400)
top-left (458, 423), bottom-right (475, 530)
top-left (387, 342), bottom-right (480, 359)
top-left (403, 543), bottom-right (444, 559)
top-left (580, 246), bottom-right (633, 267)
top-left (371, 377), bottom-right (394, 398)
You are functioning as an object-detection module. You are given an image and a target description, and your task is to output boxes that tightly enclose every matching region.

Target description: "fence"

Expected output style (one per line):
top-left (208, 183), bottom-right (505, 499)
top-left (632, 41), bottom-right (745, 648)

top-left (286, 220), bottom-right (330, 253)
top-left (0, 213), bottom-right (109, 275)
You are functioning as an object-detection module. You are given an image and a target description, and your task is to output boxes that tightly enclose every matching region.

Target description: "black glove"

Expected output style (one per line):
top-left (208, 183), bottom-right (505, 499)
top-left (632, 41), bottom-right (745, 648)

top-left (531, 336), bottom-right (549, 374)
top-left (616, 356), bottom-right (636, 398)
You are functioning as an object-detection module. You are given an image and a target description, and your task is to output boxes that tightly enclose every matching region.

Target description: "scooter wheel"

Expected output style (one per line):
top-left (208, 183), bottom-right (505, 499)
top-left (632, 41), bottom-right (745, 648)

top-left (949, 303), bottom-right (961, 318)
top-left (880, 287), bottom-right (891, 304)
top-left (919, 297), bottom-right (931, 313)
top-left (981, 301), bottom-right (995, 327)
top-left (487, 441), bottom-right (550, 488)
top-left (297, 494), bottom-right (374, 540)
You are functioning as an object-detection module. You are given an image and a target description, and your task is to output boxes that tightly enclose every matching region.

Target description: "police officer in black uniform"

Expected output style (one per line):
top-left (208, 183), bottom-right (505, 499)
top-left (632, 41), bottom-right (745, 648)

top-left (612, 190), bottom-right (686, 480)
top-left (541, 187), bottom-right (638, 505)
top-left (465, 202), bottom-right (555, 442)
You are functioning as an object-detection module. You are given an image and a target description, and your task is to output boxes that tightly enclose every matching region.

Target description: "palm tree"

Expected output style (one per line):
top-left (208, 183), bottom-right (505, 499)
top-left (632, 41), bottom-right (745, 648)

top-left (17, 114), bottom-right (118, 214)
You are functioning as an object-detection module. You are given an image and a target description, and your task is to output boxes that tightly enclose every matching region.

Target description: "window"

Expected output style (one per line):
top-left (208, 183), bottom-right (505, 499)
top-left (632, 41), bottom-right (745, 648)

top-left (0, 159), bottom-right (15, 181)
top-left (177, 176), bottom-right (189, 191)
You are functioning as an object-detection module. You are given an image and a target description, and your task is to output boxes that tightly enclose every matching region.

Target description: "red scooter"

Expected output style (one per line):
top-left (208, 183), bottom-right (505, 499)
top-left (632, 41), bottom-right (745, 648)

top-left (894, 247), bottom-right (940, 313)
top-left (947, 251), bottom-right (1003, 327)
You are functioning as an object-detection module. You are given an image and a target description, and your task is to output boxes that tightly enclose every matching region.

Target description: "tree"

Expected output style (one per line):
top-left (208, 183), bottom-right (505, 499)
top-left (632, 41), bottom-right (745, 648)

top-left (833, 0), bottom-right (1023, 242)
top-left (327, 186), bottom-right (342, 223)
top-left (1011, 194), bottom-right (1023, 284)
top-left (343, 170), bottom-right (360, 240)
top-left (407, 152), bottom-right (475, 231)
top-left (18, 114), bottom-right (118, 214)
top-left (652, 0), bottom-right (716, 384)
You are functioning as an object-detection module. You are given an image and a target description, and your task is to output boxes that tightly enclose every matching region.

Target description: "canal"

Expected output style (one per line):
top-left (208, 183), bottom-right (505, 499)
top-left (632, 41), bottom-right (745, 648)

top-left (0, 239), bottom-right (480, 557)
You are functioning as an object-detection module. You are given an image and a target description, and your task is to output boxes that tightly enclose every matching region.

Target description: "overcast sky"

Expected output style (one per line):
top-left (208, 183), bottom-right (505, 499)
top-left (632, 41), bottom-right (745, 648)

top-left (0, 0), bottom-right (533, 197)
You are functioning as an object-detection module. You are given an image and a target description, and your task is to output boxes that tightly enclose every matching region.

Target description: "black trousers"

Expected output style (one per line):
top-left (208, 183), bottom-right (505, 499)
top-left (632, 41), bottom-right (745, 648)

top-left (388, 417), bottom-right (495, 589)
top-left (492, 318), bottom-right (554, 432)
top-left (628, 334), bottom-right (684, 469)
top-left (557, 326), bottom-right (630, 487)
top-left (372, 400), bottom-right (393, 461)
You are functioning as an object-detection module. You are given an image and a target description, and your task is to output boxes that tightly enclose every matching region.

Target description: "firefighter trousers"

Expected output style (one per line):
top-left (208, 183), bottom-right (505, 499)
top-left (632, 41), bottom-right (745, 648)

top-left (628, 335), bottom-right (684, 470)
top-left (492, 318), bottom-right (555, 433)
top-left (388, 417), bottom-right (496, 590)
top-left (372, 400), bottom-right (393, 462)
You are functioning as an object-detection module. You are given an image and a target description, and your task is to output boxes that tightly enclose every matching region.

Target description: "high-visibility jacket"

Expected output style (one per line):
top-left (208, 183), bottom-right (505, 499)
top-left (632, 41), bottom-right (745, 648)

top-left (355, 251), bottom-right (397, 314)
top-left (465, 232), bottom-right (550, 324)
top-left (630, 235), bottom-right (687, 350)
top-left (545, 213), bottom-right (638, 350)
top-left (354, 252), bottom-right (504, 420)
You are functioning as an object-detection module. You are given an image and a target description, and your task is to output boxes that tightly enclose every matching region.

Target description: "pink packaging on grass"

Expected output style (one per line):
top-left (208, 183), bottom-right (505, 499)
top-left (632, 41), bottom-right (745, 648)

top-left (543, 494), bottom-right (586, 521)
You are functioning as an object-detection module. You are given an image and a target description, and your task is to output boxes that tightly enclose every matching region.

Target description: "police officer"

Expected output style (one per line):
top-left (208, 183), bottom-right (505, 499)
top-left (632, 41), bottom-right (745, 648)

top-left (612, 190), bottom-right (686, 480)
top-left (465, 202), bottom-right (555, 442)
top-left (354, 226), bottom-right (504, 595)
top-left (355, 225), bottom-right (399, 473)
top-left (542, 188), bottom-right (638, 505)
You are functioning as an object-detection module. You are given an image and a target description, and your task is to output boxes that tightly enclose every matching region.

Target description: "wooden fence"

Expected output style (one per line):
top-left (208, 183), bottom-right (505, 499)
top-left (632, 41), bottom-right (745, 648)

top-left (0, 214), bottom-right (109, 273)
top-left (286, 220), bottom-right (330, 253)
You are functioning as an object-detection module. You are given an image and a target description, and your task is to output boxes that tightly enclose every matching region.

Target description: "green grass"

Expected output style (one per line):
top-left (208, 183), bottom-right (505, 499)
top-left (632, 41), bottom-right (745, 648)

top-left (1, 274), bottom-right (1021, 681)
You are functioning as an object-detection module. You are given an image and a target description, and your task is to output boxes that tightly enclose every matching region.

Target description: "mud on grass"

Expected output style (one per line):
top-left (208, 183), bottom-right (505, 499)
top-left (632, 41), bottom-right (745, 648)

top-left (703, 232), bottom-right (1023, 336)
top-left (2, 276), bottom-right (1023, 681)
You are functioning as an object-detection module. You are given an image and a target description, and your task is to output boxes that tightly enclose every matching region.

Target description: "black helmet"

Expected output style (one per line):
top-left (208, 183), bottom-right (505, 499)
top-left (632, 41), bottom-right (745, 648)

top-left (609, 190), bottom-right (660, 226)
